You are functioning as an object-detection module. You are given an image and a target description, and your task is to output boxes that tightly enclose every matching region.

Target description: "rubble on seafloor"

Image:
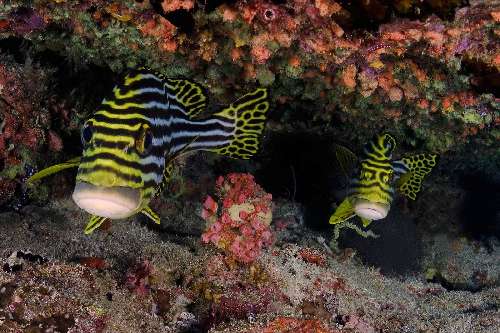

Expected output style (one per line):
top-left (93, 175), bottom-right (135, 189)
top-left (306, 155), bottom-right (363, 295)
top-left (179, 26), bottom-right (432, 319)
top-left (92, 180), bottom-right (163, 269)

top-left (0, 194), bottom-right (497, 333)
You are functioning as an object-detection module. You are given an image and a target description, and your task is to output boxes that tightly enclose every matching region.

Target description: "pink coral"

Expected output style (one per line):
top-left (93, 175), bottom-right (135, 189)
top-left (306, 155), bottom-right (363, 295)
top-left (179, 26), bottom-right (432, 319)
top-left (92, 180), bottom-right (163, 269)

top-left (201, 173), bottom-right (273, 264)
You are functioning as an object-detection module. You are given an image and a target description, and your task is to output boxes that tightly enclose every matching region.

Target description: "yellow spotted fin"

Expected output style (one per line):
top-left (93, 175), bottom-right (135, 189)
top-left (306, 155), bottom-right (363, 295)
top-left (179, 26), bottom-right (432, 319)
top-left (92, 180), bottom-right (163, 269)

top-left (329, 197), bottom-right (357, 225)
top-left (27, 157), bottom-right (81, 184)
top-left (396, 153), bottom-right (438, 200)
top-left (209, 88), bottom-right (269, 159)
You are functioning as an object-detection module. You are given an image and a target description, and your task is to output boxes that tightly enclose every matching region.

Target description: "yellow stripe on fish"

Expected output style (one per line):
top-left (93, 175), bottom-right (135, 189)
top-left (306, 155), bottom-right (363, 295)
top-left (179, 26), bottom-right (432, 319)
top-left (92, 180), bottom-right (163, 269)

top-left (330, 133), bottom-right (438, 228)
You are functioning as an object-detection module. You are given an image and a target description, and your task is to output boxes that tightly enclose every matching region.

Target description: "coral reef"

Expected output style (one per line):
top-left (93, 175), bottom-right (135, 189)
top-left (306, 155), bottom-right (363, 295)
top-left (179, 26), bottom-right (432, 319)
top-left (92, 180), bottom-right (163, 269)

top-left (0, 1), bottom-right (497, 204)
top-left (201, 173), bottom-right (273, 264)
top-left (0, 59), bottom-right (72, 207)
top-left (0, 1), bottom-right (498, 332)
top-left (1, 201), bottom-right (497, 332)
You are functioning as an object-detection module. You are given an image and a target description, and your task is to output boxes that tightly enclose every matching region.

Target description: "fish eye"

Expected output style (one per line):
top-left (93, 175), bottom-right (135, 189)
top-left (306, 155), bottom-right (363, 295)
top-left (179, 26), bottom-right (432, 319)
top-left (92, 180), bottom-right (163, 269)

top-left (136, 125), bottom-right (153, 155)
top-left (81, 123), bottom-right (93, 145)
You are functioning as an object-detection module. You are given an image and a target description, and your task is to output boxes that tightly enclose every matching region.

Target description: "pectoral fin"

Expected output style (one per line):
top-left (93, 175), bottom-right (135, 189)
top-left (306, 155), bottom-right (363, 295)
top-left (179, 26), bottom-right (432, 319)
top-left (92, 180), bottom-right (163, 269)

top-left (395, 153), bottom-right (438, 200)
top-left (27, 157), bottom-right (81, 184)
top-left (329, 197), bottom-right (356, 225)
top-left (84, 215), bottom-right (109, 235)
top-left (141, 206), bottom-right (160, 224)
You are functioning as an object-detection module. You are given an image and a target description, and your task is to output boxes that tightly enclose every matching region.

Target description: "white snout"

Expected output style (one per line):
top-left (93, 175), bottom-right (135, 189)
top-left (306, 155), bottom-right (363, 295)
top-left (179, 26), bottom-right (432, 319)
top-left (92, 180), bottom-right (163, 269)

top-left (353, 199), bottom-right (390, 220)
top-left (72, 181), bottom-right (141, 219)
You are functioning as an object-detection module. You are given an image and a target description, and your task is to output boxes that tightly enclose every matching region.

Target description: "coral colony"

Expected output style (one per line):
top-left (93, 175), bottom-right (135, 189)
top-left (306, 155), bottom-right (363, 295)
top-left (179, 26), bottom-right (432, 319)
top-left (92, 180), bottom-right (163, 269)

top-left (201, 173), bottom-right (273, 264)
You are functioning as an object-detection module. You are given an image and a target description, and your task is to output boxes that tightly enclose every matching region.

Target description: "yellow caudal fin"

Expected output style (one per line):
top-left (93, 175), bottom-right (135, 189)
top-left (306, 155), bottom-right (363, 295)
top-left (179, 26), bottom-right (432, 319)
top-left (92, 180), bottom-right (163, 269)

top-left (209, 88), bottom-right (269, 159)
top-left (141, 205), bottom-right (160, 224)
top-left (27, 157), bottom-right (81, 184)
top-left (329, 197), bottom-right (357, 224)
top-left (397, 153), bottom-right (438, 200)
top-left (84, 215), bottom-right (109, 235)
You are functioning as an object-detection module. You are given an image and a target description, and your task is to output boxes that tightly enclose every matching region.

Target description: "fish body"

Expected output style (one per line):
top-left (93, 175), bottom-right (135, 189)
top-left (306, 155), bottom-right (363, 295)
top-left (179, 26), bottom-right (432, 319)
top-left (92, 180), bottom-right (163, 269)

top-left (330, 133), bottom-right (437, 227)
top-left (28, 68), bottom-right (269, 233)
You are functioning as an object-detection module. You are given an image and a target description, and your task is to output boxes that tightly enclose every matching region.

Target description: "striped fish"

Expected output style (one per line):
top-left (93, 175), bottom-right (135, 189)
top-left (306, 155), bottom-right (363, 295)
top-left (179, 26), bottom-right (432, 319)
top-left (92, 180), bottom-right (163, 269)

top-left (28, 68), bottom-right (270, 234)
top-left (329, 133), bottom-right (438, 227)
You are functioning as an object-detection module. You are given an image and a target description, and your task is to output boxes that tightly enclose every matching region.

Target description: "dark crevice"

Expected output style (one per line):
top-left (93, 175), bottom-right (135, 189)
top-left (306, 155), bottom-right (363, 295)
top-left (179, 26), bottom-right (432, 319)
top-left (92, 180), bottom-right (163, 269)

top-left (460, 173), bottom-right (500, 241)
top-left (428, 272), bottom-right (485, 293)
top-left (164, 10), bottom-right (195, 34)
top-left (201, 0), bottom-right (238, 13)
top-left (461, 57), bottom-right (500, 97)
top-left (335, 0), bottom-right (469, 33)
top-left (150, 0), bottom-right (195, 34)
top-left (255, 132), bottom-right (344, 231)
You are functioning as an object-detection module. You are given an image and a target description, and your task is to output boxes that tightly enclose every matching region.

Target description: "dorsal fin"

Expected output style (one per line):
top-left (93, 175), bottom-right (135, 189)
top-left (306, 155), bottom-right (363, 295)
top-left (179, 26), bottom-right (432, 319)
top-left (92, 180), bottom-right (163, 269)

top-left (332, 143), bottom-right (359, 178)
top-left (135, 67), bottom-right (208, 118)
top-left (164, 78), bottom-right (208, 118)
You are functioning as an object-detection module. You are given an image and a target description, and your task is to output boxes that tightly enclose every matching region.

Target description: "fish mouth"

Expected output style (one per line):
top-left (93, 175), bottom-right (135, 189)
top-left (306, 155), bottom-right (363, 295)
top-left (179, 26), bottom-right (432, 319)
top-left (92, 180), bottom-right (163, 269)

top-left (353, 199), bottom-right (389, 220)
top-left (72, 181), bottom-right (141, 219)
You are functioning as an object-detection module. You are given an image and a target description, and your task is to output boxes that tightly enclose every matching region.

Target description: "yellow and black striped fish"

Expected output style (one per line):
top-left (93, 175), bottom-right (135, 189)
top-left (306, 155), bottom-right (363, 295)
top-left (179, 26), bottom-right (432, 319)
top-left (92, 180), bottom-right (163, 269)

top-left (28, 68), bottom-right (269, 234)
top-left (329, 133), bottom-right (438, 227)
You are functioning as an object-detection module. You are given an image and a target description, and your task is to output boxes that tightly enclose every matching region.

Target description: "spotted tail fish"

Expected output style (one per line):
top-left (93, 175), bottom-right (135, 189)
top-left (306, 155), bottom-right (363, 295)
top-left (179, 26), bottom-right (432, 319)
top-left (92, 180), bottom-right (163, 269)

top-left (329, 133), bottom-right (438, 227)
top-left (27, 68), bottom-right (269, 234)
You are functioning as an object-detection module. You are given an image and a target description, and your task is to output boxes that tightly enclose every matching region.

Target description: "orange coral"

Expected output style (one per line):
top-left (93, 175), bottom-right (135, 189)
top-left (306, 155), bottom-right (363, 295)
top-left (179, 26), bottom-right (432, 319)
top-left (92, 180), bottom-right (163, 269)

top-left (388, 86), bottom-right (404, 102)
top-left (377, 66), bottom-right (395, 91)
top-left (490, 11), bottom-right (500, 22)
top-left (137, 16), bottom-right (177, 52)
top-left (221, 5), bottom-right (238, 22)
top-left (161, 0), bottom-right (194, 13)
top-left (288, 55), bottom-right (301, 67)
top-left (251, 44), bottom-right (272, 64)
top-left (231, 47), bottom-right (244, 62)
top-left (341, 64), bottom-right (357, 90)
top-left (314, 0), bottom-right (342, 17)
